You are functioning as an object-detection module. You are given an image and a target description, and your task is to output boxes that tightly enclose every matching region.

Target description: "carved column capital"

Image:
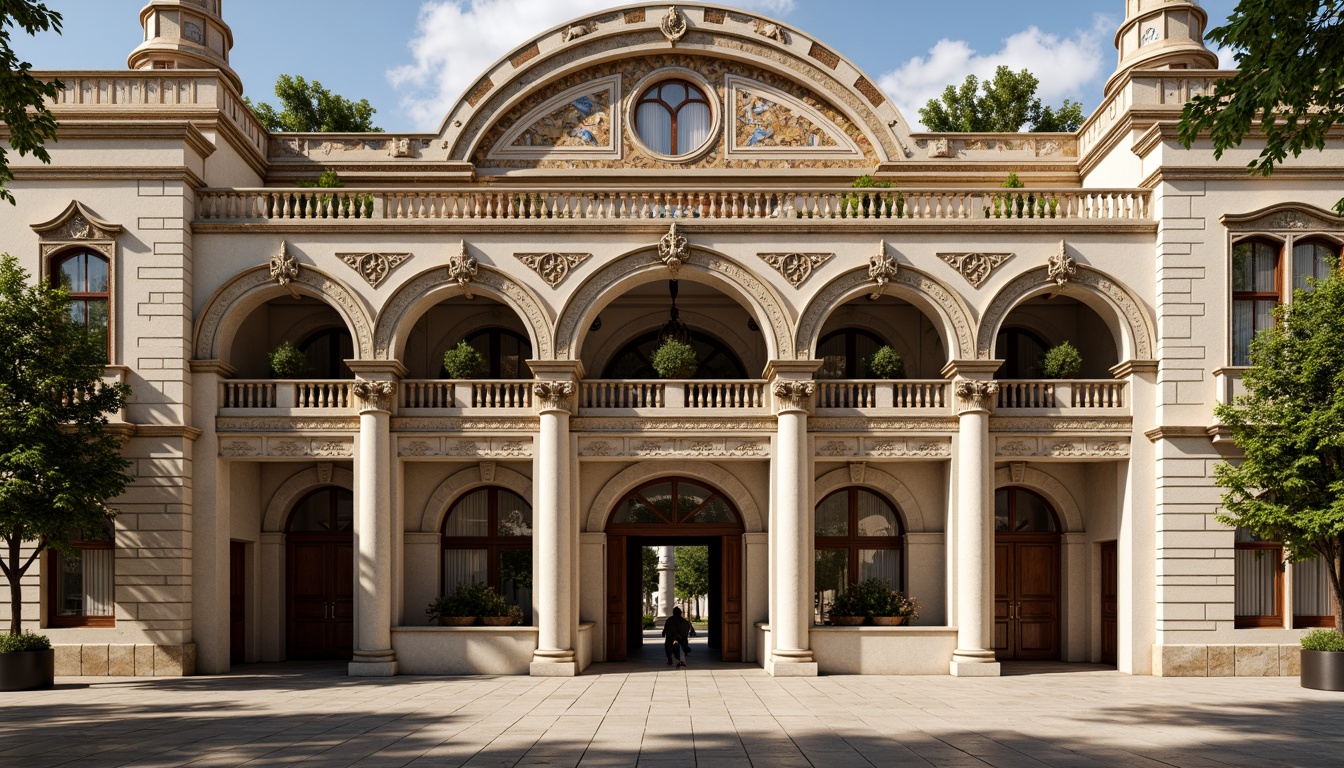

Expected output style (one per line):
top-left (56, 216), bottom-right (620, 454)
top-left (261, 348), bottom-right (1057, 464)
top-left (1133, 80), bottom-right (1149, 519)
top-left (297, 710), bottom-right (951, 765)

top-left (353, 380), bottom-right (397, 412)
top-left (533, 380), bottom-right (575, 414)
top-left (772, 379), bottom-right (815, 413)
top-left (954, 379), bottom-right (999, 415)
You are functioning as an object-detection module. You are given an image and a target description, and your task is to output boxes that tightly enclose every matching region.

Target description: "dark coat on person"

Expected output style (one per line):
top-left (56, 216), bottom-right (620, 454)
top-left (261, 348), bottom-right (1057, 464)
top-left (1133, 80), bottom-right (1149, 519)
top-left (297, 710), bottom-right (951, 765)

top-left (662, 614), bottom-right (692, 642)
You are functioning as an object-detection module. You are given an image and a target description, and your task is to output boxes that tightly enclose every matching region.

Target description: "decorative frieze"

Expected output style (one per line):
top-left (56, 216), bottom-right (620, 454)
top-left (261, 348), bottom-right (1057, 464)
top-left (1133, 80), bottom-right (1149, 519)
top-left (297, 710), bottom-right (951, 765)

top-left (397, 437), bottom-right (532, 458)
top-left (217, 416), bottom-right (359, 432)
top-left (658, 221), bottom-right (689, 274)
top-left (339, 252), bottom-right (411, 288)
top-left (659, 5), bottom-right (688, 44)
top-left (577, 437), bottom-right (769, 458)
top-left (219, 437), bottom-right (354, 458)
top-left (815, 437), bottom-right (952, 458)
top-left (533, 381), bottom-right (576, 413)
top-left (990, 416), bottom-right (1133, 433)
top-left (868, 239), bottom-right (898, 299)
top-left (269, 240), bottom-right (299, 295)
top-left (352, 380), bottom-right (397, 411)
top-left (1046, 240), bottom-right (1077, 290)
top-left (939, 252), bottom-right (1013, 288)
top-left (759, 252), bottom-right (833, 287)
top-left (994, 436), bottom-right (1131, 459)
top-left (447, 241), bottom-right (479, 297)
top-left (516, 252), bottom-right (590, 287)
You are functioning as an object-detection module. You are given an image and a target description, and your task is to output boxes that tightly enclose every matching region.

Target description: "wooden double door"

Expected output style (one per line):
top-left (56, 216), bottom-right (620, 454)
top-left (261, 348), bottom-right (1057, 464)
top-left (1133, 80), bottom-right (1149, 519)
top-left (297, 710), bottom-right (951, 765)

top-left (993, 535), bottom-right (1061, 661)
top-left (286, 534), bottom-right (354, 661)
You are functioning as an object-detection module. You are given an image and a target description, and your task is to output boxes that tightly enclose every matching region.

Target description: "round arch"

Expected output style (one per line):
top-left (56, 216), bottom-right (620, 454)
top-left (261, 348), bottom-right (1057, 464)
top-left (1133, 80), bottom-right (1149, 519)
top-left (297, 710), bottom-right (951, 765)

top-left (419, 464), bottom-right (534, 533)
top-left (194, 265), bottom-right (375, 361)
top-left (555, 247), bottom-right (793, 364)
top-left (373, 264), bottom-right (553, 362)
top-left (813, 466), bottom-right (928, 532)
top-left (263, 465), bottom-right (355, 533)
top-left (977, 265), bottom-right (1155, 362)
top-left (590, 309), bottom-right (761, 378)
top-left (586, 461), bottom-right (765, 533)
top-left (992, 465), bottom-right (1083, 533)
top-left (796, 266), bottom-right (975, 361)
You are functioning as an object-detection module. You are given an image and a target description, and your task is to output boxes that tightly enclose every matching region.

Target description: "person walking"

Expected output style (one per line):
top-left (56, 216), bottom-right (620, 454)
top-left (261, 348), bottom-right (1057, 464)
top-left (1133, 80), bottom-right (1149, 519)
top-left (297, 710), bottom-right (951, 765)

top-left (661, 606), bottom-right (692, 667)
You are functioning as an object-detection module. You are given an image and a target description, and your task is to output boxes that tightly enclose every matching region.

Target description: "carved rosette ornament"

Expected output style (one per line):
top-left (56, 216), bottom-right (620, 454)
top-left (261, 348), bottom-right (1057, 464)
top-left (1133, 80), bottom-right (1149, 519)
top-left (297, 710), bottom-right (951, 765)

top-left (939, 252), bottom-right (1013, 289)
top-left (352, 380), bottom-right (397, 411)
top-left (954, 380), bottom-right (999, 413)
top-left (516, 252), bottom-right (590, 287)
top-left (772, 380), bottom-right (815, 412)
top-left (533, 381), bottom-right (576, 413)
top-left (1046, 241), bottom-right (1077, 290)
top-left (659, 5), bottom-right (688, 45)
top-left (269, 240), bottom-right (300, 295)
top-left (339, 252), bottom-right (411, 288)
top-left (658, 221), bottom-right (689, 275)
top-left (759, 252), bottom-right (832, 287)
top-left (868, 239), bottom-right (899, 299)
top-left (447, 241), bottom-right (479, 298)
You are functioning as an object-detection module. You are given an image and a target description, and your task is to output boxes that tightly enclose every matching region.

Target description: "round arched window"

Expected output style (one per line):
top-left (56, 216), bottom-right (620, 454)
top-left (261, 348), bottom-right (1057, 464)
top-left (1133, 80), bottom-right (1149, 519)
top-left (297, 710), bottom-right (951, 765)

top-left (634, 79), bottom-right (713, 157)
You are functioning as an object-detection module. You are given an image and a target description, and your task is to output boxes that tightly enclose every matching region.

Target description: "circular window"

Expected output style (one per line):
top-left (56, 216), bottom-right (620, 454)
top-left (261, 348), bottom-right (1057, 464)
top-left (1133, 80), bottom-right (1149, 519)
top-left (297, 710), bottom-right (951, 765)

top-left (633, 78), bottom-right (714, 158)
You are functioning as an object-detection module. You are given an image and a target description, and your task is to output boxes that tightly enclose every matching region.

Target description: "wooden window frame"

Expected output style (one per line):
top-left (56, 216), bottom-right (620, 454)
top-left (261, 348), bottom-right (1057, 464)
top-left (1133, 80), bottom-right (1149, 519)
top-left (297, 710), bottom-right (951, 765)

top-left (440, 487), bottom-right (534, 595)
top-left (1231, 238), bottom-right (1283, 367)
top-left (47, 539), bottom-right (115, 628)
top-left (1234, 539), bottom-right (1284, 628)
top-left (49, 249), bottom-right (111, 362)
top-left (605, 477), bottom-right (744, 537)
top-left (814, 487), bottom-right (906, 591)
top-left (635, 79), bottom-right (712, 156)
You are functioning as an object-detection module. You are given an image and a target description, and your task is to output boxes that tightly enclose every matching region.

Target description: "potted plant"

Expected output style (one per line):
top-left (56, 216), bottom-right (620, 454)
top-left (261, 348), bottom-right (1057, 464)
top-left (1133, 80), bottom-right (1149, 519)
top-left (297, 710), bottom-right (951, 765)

top-left (442, 340), bottom-right (485, 379)
top-left (1039, 341), bottom-right (1083, 379)
top-left (864, 346), bottom-right (904, 379)
top-left (0, 633), bottom-right (53, 692)
top-left (426, 582), bottom-right (481, 626)
top-left (651, 338), bottom-right (697, 379)
top-left (1300, 629), bottom-right (1344, 691)
top-left (268, 341), bottom-right (308, 379)
top-left (826, 586), bottom-right (865, 626)
top-left (868, 585), bottom-right (921, 626)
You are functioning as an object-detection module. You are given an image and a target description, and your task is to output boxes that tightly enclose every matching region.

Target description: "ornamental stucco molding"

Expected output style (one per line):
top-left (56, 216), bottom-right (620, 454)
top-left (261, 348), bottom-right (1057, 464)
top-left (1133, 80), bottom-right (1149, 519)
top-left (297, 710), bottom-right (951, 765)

top-left (570, 417), bottom-right (778, 432)
top-left (1046, 241), bottom-right (1077, 290)
top-left (269, 240), bottom-right (300, 295)
top-left (989, 416), bottom-right (1133, 433)
top-left (391, 416), bottom-right (540, 431)
top-left (339, 252), bottom-right (411, 288)
top-left (955, 380), bottom-right (999, 413)
top-left (397, 437), bottom-right (533, 458)
top-left (867, 240), bottom-right (898, 299)
top-left (32, 200), bottom-right (123, 260)
top-left (815, 437), bottom-right (952, 458)
top-left (446, 241), bottom-right (479, 297)
top-left (772, 380), bottom-right (815, 412)
top-left (577, 437), bottom-right (769, 459)
top-left (939, 252), bottom-right (1013, 288)
top-left (659, 5), bottom-right (688, 44)
top-left (1222, 203), bottom-right (1344, 233)
top-left (516, 252), bottom-right (591, 287)
top-left (658, 221), bottom-right (689, 274)
top-left (216, 416), bottom-right (360, 432)
top-left (759, 252), bottom-right (833, 287)
top-left (810, 416), bottom-right (960, 432)
top-left (994, 436), bottom-right (1130, 459)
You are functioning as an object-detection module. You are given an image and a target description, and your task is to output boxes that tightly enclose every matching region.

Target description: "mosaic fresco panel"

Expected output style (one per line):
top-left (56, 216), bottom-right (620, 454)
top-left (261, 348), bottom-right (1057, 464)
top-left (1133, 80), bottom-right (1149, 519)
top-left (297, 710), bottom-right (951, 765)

top-left (511, 90), bottom-right (613, 149)
top-left (734, 88), bottom-right (838, 148)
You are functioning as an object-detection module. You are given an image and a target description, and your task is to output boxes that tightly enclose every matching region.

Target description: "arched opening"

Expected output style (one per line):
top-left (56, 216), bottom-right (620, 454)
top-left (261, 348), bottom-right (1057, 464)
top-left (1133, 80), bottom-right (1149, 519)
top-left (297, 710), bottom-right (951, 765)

top-left (585, 280), bottom-right (765, 379)
top-left (814, 294), bottom-right (947, 379)
top-left (993, 296), bottom-right (1119, 379)
top-left (402, 295), bottom-right (534, 379)
top-left (284, 487), bottom-right (354, 661)
top-left (440, 487), bottom-right (534, 625)
top-left (228, 296), bottom-right (356, 379)
top-left (604, 478), bottom-right (745, 664)
top-left (814, 487), bottom-right (906, 624)
top-left (993, 487), bottom-right (1061, 661)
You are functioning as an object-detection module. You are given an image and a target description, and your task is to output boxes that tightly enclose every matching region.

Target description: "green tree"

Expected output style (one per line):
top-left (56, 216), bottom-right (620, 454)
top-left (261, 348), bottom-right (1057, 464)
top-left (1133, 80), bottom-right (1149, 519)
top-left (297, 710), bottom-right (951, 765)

top-left (0, 2), bottom-right (64, 204)
top-left (1213, 259), bottom-right (1344, 634)
top-left (1179, 1), bottom-right (1344, 176)
top-left (918, 66), bottom-right (1084, 132)
top-left (674, 546), bottom-right (709, 618)
top-left (642, 546), bottom-right (658, 613)
top-left (245, 75), bottom-right (380, 133)
top-left (0, 255), bottom-right (132, 636)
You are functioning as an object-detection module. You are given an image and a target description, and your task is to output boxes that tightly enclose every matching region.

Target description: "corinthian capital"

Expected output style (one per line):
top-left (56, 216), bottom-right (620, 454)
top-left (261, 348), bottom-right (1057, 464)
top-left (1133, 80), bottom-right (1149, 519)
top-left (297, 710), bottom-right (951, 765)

top-left (533, 380), bottom-right (575, 413)
top-left (352, 380), bottom-right (397, 411)
top-left (955, 379), bottom-right (999, 413)
top-left (772, 379), bottom-right (815, 412)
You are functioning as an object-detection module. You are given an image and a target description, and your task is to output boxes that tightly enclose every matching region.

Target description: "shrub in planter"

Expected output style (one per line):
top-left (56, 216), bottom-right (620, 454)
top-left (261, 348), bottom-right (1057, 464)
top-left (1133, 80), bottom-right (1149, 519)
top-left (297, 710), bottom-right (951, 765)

top-left (1039, 341), bottom-right (1083, 379)
top-left (0, 633), bottom-right (54, 692)
top-left (1301, 629), bottom-right (1344, 691)
top-left (442, 341), bottom-right (485, 379)
top-left (268, 341), bottom-right (308, 379)
top-left (864, 346), bottom-right (904, 379)
top-left (652, 338), bottom-right (697, 379)
top-left (826, 586), bottom-right (865, 625)
top-left (426, 581), bottom-right (521, 626)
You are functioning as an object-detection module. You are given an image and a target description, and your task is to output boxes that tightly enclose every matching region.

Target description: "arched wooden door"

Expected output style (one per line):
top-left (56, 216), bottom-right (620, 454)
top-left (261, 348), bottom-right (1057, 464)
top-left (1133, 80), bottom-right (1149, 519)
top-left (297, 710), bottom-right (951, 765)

top-left (285, 487), bottom-right (354, 661)
top-left (605, 478), bottom-right (745, 662)
top-left (993, 487), bottom-right (1062, 661)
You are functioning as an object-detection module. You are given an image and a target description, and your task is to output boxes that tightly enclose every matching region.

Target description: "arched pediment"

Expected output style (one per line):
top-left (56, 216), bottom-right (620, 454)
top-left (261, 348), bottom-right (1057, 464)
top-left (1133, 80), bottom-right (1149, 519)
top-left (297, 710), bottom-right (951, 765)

top-left (1221, 202), bottom-right (1344, 234)
top-left (441, 3), bottom-right (912, 173)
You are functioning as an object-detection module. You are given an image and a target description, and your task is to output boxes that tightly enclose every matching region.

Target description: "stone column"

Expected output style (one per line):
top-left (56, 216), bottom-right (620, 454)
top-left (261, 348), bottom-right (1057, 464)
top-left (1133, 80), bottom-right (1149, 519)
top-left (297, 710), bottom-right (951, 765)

top-left (656, 546), bottom-right (676, 620)
top-left (946, 360), bottom-right (1002, 677)
top-left (528, 361), bottom-right (582, 677)
top-left (348, 366), bottom-right (400, 677)
top-left (1115, 360), bottom-right (1158, 675)
top-left (766, 360), bottom-right (821, 677)
top-left (189, 360), bottom-right (233, 674)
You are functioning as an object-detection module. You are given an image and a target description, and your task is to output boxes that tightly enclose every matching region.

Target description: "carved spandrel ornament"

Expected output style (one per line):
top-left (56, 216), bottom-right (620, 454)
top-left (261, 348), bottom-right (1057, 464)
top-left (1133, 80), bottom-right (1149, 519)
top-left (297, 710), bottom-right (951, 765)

top-left (516, 252), bottom-right (591, 287)
top-left (269, 240), bottom-right (300, 296)
top-left (658, 221), bottom-right (689, 275)
top-left (447, 241), bottom-right (479, 298)
top-left (772, 380), bottom-right (815, 412)
top-left (868, 239), bottom-right (898, 299)
top-left (352, 380), bottom-right (397, 411)
top-left (339, 252), bottom-right (411, 288)
top-left (955, 380), bottom-right (999, 412)
top-left (659, 5), bottom-right (688, 44)
top-left (1046, 240), bottom-right (1077, 290)
top-left (939, 252), bottom-right (1014, 289)
top-left (533, 380), bottom-right (576, 413)
top-left (759, 252), bottom-right (833, 287)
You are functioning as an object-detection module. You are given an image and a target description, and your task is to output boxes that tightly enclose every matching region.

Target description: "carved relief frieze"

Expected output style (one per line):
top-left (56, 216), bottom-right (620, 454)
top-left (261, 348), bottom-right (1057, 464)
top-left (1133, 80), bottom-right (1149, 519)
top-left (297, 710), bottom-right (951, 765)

top-left (577, 437), bottom-right (770, 458)
top-left (217, 436), bottom-right (354, 458)
top-left (561, 20), bottom-right (596, 42)
top-left (396, 437), bottom-right (535, 458)
top-left (1223, 203), bottom-right (1344, 233)
top-left (753, 19), bottom-right (788, 43)
top-left (811, 417), bottom-right (959, 432)
top-left (516, 252), bottom-right (590, 287)
top-left (860, 438), bottom-right (953, 458)
top-left (990, 417), bottom-right (1133, 433)
top-left (338, 252), bottom-right (411, 288)
top-left (939, 252), bottom-right (1014, 288)
top-left (391, 416), bottom-right (539, 432)
top-left (570, 417), bottom-right (777, 432)
top-left (994, 436), bottom-right (1130, 458)
top-left (216, 416), bottom-right (360, 432)
top-left (759, 252), bottom-right (833, 287)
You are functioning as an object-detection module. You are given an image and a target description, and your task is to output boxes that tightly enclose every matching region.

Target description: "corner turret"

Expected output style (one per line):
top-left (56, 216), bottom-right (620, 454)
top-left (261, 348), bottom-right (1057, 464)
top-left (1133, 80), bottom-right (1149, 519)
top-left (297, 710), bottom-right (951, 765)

top-left (127, 0), bottom-right (242, 94)
top-left (1104, 0), bottom-right (1220, 97)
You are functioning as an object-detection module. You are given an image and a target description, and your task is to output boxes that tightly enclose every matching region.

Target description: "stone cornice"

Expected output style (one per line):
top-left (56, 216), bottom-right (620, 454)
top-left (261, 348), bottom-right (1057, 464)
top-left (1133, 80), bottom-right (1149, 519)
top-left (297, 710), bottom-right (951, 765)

top-left (25, 119), bottom-right (218, 159)
top-left (133, 424), bottom-right (204, 441)
top-left (11, 166), bottom-right (207, 188)
top-left (1144, 425), bottom-right (1212, 442)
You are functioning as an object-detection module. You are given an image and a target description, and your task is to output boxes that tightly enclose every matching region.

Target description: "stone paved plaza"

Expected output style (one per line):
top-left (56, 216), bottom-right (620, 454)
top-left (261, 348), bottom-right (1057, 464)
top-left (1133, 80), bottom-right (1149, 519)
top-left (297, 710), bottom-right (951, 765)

top-left (1, 664), bottom-right (1342, 767)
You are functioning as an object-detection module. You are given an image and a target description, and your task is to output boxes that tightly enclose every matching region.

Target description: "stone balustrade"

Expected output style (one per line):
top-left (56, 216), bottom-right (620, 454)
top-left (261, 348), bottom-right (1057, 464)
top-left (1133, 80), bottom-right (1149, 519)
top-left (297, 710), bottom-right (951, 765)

top-left (995, 379), bottom-right (1127, 410)
top-left (815, 380), bottom-right (949, 410)
top-left (220, 380), bottom-right (352, 411)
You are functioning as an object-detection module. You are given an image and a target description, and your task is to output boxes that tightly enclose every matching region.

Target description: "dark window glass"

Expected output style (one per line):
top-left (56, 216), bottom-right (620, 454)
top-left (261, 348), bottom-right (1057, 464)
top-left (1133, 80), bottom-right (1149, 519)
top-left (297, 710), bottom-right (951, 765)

top-left (287, 487), bottom-right (355, 533)
top-left (817, 329), bottom-right (887, 379)
top-left (51, 251), bottom-right (111, 361)
top-left (49, 523), bottom-right (115, 627)
top-left (814, 488), bottom-right (904, 623)
top-left (993, 487), bottom-right (1059, 533)
top-left (298, 328), bottom-right (355, 379)
top-left (602, 330), bottom-right (746, 379)
top-left (442, 487), bottom-right (534, 623)
top-left (995, 327), bottom-right (1049, 379)
top-left (453, 328), bottom-right (533, 379)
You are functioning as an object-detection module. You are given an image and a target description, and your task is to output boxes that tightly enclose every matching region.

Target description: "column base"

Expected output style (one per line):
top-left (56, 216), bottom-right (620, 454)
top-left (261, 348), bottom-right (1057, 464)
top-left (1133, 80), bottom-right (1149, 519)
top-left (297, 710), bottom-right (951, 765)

top-left (949, 649), bottom-right (1000, 677)
top-left (348, 649), bottom-right (397, 677)
top-left (766, 650), bottom-right (818, 677)
top-left (531, 649), bottom-right (578, 677)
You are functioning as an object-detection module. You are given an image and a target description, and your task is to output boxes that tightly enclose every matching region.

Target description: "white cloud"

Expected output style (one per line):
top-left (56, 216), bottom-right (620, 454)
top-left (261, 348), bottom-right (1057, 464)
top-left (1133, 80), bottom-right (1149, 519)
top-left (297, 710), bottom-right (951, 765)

top-left (879, 14), bottom-right (1117, 131)
top-left (1212, 44), bottom-right (1238, 70)
top-left (389, 0), bottom-right (795, 131)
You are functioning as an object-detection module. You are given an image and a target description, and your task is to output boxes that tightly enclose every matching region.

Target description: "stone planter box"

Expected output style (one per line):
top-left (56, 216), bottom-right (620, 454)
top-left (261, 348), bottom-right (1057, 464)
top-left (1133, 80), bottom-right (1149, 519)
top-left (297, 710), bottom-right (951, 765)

top-left (1301, 649), bottom-right (1344, 692)
top-left (0, 650), bottom-right (54, 691)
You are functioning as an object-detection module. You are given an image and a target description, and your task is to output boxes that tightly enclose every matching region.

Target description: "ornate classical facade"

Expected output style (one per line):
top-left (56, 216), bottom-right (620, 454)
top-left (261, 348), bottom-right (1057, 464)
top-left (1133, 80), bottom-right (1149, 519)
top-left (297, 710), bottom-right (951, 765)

top-left (4, 0), bottom-right (1335, 679)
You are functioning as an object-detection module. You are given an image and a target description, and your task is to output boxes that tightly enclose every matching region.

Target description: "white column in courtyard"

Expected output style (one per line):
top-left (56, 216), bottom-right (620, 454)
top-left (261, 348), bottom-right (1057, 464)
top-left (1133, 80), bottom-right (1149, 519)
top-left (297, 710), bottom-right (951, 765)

top-left (347, 363), bottom-right (403, 677)
top-left (766, 360), bottom-right (821, 677)
top-left (529, 361), bottom-right (582, 677)
top-left (657, 546), bottom-right (676, 620)
top-left (946, 361), bottom-right (1002, 677)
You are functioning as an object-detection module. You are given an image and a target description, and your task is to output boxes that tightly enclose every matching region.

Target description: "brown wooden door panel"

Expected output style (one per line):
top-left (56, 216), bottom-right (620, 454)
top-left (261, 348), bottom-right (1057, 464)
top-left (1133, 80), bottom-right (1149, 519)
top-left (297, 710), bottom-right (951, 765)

top-left (1015, 543), bottom-right (1056, 598)
top-left (605, 535), bottom-right (626, 662)
top-left (995, 537), bottom-right (1061, 661)
top-left (721, 535), bottom-right (742, 662)
top-left (993, 542), bottom-right (1013, 655)
top-left (286, 535), bottom-right (353, 661)
top-left (1101, 540), bottom-right (1118, 665)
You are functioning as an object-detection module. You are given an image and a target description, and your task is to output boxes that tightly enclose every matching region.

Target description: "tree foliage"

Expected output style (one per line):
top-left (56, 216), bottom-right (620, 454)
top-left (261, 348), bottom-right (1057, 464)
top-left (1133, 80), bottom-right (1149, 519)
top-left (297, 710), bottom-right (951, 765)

top-left (0, 1), bottom-right (64, 204)
top-left (918, 66), bottom-right (1084, 133)
top-left (0, 255), bottom-right (132, 635)
top-left (1213, 260), bottom-right (1344, 633)
top-left (1180, 1), bottom-right (1344, 176)
top-left (245, 75), bottom-right (380, 133)
top-left (674, 545), bottom-right (709, 616)
top-left (642, 546), bottom-right (659, 613)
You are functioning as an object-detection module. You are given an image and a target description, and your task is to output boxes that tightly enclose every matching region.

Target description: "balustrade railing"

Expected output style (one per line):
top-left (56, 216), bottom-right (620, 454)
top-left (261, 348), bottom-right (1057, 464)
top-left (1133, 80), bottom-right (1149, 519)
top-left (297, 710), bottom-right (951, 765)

top-left (581, 381), bottom-right (664, 409)
top-left (196, 187), bottom-right (1151, 223)
top-left (996, 380), bottom-right (1126, 410)
top-left (579, 380), bottom-right (765, 410)
top-left (471, 381), bottom-right (532, 408)
top-left (400, 380), bottom-right (455, 409)
top-left (815, 380), bottom-right (949, 410)
top-left (686, 380), bottom-right (765, 408)
top-left (221, 380), bottom-right (350, 410)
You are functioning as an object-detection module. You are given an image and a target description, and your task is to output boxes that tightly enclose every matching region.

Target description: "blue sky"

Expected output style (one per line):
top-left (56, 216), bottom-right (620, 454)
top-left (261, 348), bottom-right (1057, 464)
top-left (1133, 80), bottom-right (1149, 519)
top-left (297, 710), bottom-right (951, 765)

top-left (14, 1), bottom-right (1239, 132)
